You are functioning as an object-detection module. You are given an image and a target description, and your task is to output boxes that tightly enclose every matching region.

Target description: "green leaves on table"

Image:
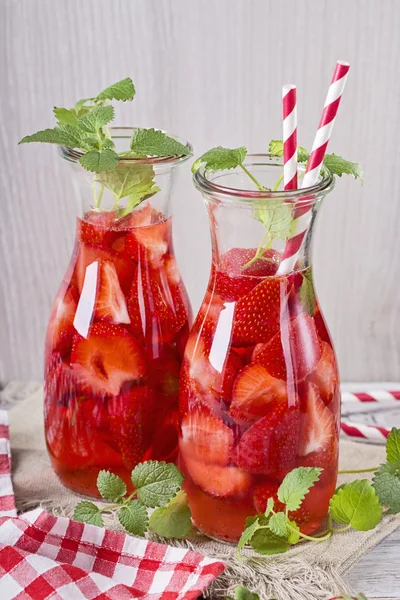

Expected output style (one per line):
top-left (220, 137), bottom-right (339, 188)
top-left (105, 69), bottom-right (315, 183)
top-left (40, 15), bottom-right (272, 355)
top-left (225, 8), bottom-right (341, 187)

top-left (74, 461), bottom-right (191, 540)
top-left (329, 480), bottom-right (382, 531)
top-left (373, 427), bottom-right (400, 513)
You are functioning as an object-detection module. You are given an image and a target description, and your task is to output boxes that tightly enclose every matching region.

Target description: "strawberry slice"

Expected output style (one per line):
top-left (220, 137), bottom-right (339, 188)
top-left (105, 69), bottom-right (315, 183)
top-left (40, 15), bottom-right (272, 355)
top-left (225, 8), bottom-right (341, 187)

top-left (77, 211), bottom-right (117, 244)
top-left (234, 400), bottom-right (300, 476)
top-left (309, 342), bottom-right (338, 406)
top-left (71, 323), bottom-right (146, 396)
top-left (75, 243), bottom-right (134, 294)
top-left (126, 218), bottom-right (170, 267)
top-left (314, 309), bottom-right (332, 345)
top-left (215, 248), bottom-right (281, 301)
top-left (46, 285), bottom-right (79, 358)
top-left (180, 409), bottom-right (234, 466)
top-left (108, 386), bottom-right (154, 469)
top-left (149, 409), bottom-right (180, 463)
top-left (252, 312), bottom-right (322, 381)
top-left (184, 455), bottom-right (251, 498)
top-left (94, 260), bottom-right (130, 325)
top-left (298, 384), bottom-right (336, 466)
top-left (231, 277), bottom-right (285, 346)
top-left (230, 363), bottom-right (288, 423)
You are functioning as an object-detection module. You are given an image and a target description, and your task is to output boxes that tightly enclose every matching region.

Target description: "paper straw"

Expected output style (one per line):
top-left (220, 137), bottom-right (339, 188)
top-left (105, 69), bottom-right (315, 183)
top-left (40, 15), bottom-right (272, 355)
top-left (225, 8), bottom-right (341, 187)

top-left (277, 61), bottom-right (350, 275)
top-left (282, 84), bottom-right (298, 190)
top-left (340, 420), bottom-right (390, 444)
top-left (342, 390), bottom-right (400, 404)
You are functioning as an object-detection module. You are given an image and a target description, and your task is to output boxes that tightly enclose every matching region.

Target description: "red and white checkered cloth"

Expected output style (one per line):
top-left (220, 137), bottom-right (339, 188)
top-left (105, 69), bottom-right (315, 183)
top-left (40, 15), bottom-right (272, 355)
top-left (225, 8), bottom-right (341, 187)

top-left (0, 410), bottom-right (225, 599)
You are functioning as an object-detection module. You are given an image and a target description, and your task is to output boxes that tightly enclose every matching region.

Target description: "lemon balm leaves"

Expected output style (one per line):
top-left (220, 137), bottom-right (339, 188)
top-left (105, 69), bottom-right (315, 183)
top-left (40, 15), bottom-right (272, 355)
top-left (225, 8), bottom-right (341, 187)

top-left (77, 105), bottom-right (115, 134)
top-left (19, 124), bottom-right (83, 148)
top-left (118, 501), bottom-right (149, 536)
top-left (97, 470), bottom-right (127, 503)
top-left (385, 427), bottom-right (400, 467)
top-left (96, 77), bottom-right (136, 102)
top-left (131, 460), bottom-right (184, 508)
top-left (277, 467), bottom-right (322, 512)
top-left (148, 490), bottom-right (192, 539)
top-left (80, 149), bottom-right (120, 173)
top-left (130, 128), bottom-right (191, 158)
top-left (330, 480), bottom-right (382, 531)
top-left (74, 501), bottom-right (103, 527)
top-left (300, 267), bottom-right (316, 316)
top-left (192, 146), bottom-right (247, 173)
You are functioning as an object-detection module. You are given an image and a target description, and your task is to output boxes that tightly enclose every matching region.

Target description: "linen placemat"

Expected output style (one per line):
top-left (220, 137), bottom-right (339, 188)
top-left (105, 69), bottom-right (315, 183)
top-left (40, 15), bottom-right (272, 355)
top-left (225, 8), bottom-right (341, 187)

top-left (5, 383), bottom-right (400, 600)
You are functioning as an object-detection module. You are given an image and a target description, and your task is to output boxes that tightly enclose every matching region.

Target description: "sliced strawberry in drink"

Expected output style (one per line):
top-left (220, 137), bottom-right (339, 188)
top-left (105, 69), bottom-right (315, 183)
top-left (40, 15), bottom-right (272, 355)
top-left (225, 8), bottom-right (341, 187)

top-left (234, 400), bottom-right (300, 476)
top-left (71, 323), bottom-right (146, 396)
top-left (215, 248), bottom-right (281, 302)
top-left (149, 409), bottom-right (180, 463)
top-left (230, 363), bottom-right (288, 424)
top-left (94, 260), bottom-right (130, 325)
top-left (180, 409), bottom-right (234, 466)
top-left (212, 350), bottom-right (244, 399)
top-left (44, 352), bottom-right (79, 407)
top-left (75, 243), bottom-right (134, 294)
top-left (184, 455), bottom-right (251, 498)
top-left (314, 308), bottom-right (332, 345)
top-left (252, 312), bottom-right (322, 381)
top-left (298, 384), bottom-right (336, 467)
top-left (309, 342), bottom-right (338, 406)
top-left (46, 285), bottom-right (79, 357)
top-left (126, 219), bottom-right (170, 267)
top-left (77, 211), bottom-right (117, 244)
top-left (108, 386), bottom-right (154, 470)
top-left (231, 277), bottom-right (285, 346)
top-left (152, 346), bottom-right (181, 396)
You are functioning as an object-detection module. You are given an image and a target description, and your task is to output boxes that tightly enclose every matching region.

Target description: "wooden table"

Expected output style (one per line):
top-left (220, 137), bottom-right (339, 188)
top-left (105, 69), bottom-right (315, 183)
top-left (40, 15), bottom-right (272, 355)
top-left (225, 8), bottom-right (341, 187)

top-left (346, 528), bottom-right (400, 599)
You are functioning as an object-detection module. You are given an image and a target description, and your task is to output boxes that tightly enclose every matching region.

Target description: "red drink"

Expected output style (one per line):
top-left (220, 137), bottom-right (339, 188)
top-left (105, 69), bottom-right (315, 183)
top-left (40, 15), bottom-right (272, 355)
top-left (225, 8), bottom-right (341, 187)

top-left (179, 250), bottom-right (340, 542)
top-left (45, 203), bottom-right (191, 497)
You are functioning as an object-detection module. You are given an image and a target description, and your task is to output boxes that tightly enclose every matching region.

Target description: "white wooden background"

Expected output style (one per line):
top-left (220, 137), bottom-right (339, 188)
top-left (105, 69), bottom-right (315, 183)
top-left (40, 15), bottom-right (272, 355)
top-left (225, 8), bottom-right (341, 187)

top-left (1, 0), bottom-right (400, 387)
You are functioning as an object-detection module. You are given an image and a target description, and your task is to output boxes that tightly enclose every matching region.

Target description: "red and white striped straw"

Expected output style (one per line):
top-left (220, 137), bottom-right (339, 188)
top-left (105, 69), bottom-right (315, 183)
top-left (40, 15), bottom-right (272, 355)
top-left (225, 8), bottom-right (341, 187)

top-left (340, 420), bottom-right (390, 444)
top-left (342, 390), bottom-right (400, 404)
top-left (282, 84), bottom-right (298, 190)
top-left (277, 61), bottom-right (350, 275)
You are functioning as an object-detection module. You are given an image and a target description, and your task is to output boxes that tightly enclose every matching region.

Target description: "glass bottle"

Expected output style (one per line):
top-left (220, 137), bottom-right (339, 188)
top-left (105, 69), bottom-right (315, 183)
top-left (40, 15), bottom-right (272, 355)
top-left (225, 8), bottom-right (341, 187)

top-left (179, 155), bottom-right (339, 543)
top-left (44, 128), bottom-right (193, 497)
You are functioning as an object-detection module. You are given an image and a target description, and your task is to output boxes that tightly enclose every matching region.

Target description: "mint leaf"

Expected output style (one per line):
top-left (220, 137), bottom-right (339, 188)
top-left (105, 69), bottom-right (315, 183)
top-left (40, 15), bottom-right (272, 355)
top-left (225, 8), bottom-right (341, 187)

top-left (254, 200), bottom-right (293, 241)
top-left (97, 77), bottom-right (136, 102)
top-left (19, 124), bottom-right (82, 148)
top-left (250, 526), bottom-right (290, 555)
top-left (268, 140), bottom-right (309, 163)
top-left (264, 497), bottom-right (274, 517)
top-left (287, 519), bottom-right (300, 544)
top-left (278, 467), bottom-right (322, 511)
top-left (96, 164), bottom-right (158, 201)
top-left (118, 500), bottom-right (148, 536)
top-left (148, 490), bottom-right (192, 539)
top-left (330, 480), bottom-right (382, 530)
top-left (97, 470), bottom-right (127, 502)
top-left (373, 463), bottom-right (400, 514)
top-left (386, 427), bottom-right (400, 467)
top-left (230, 586), bottom-right (261, 600)
top-left (237, 516), bottom-right (260, 559)
top-left (53, 107), bottom-right (78, 126)
top-left (80, 149), bottom-right (119, 173)
top-left (77, 105), bottom-right (115, 134)
top-left (74, 501), bottom-right (103, 527)
top-left (131, 461), bottom-right (183, 508)
top-left (323, 153), bottom-right (363, 182)
top-left (130, 128), bottom-right (191, 158)
top-left (192, 146), bottom-right (247, 173)
top-left (300, 267), bottom-right (316, 316)
top-left (268, 512), bottom-right (289, 538)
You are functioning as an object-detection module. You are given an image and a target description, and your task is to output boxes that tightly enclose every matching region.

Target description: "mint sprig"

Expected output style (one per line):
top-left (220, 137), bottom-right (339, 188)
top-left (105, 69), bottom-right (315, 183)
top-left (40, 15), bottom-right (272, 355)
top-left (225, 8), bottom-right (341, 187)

top-left (74, 461), bottom-right (191, 540)
top-left (329, 480), bottom-right (382, 531)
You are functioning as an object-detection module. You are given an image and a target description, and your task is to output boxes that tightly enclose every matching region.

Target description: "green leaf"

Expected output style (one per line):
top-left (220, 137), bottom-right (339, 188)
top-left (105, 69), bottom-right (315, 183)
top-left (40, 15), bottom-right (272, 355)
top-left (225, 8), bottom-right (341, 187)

top-left (264, 497), bottom-right (274, 517)
top-left (268, 139), bottom-right (309, 163)
top-left (77, 105), bottom-right (115, 134)
top-left (130, 128), bottom-right (191, 158)
top-left (74, 501), bottom-right (103, 527)
top-left (250, 526), bottom-right (291, 555)
top-left (97, 470), bottom-right (127, 502)
top-left (148, 490), bottom-right (192, 539)
top-left (118, 500), bottom-right (148, 536)
top-left (386, 427), bottom-right (400, 467)
top-left (372, 463), bottom-right (400, 514)
top-left (192, 146), bottom-right (247, 173)
top-left (96, 163), bottom-right (158, 201)
top-left (131, 461), bottom-right (184, 508)
top-left (323, 153), bottom-right (364, 182)
top-left (53, 107), bottom-right (78, 126)
top-left (300, 267), bottom-right (316, 316)
top-left (287, 520), bottom-right (301, 544)
top-left (330, 480), bottom-right (382, 530)
top-left (230, 585), bottom-right (261, 600)
top-left (278, 467), bottom-right (322, 512)
top-left (19, 124), bottom-right (82, 148)
top-left (97, 77), bottom-right (136, 102)
top-left (237, 517), bottom-right (260, 559)
top-left (254, 200), bottom-right (293, 242)
top-left (268, 512), bottom-right (289, 538)
top-left (80, 149), bottom-right (120, 173)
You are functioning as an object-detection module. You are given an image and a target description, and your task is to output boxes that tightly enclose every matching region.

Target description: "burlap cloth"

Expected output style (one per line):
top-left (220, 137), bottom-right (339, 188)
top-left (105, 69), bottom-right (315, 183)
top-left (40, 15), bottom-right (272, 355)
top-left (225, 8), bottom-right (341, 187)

top-left (4, 382), bottom-right (400, 600)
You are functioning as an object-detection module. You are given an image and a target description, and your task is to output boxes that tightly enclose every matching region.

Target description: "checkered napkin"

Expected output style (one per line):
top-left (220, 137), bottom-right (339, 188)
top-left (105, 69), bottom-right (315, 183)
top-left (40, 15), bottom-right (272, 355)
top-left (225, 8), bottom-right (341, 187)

top-left (0, 411), bottom-right (225, 599)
